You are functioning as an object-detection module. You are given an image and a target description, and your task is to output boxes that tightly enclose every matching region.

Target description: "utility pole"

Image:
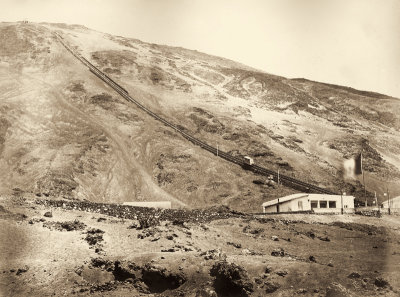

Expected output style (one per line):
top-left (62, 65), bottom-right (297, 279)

top-left (388, 187), bottom-right (391, 215)
top-left (216, 144), bottom-right (219, 157)
top-left (277, 169), bottom-right (280, 185)
top-left (361, 151), bottom-right (367, 207)
top-left (341, 191), bottom-right (344, 215)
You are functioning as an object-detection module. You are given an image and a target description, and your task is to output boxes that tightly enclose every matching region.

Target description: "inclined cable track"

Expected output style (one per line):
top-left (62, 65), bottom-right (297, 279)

top-left (55, 33), bottom-right (337, 195)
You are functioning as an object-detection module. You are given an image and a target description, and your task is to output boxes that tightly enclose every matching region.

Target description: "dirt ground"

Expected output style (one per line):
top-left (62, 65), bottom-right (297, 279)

top-left (1, 22), bottom-right (400, 297)
top-left (1, 195), bottom-right (399, 297)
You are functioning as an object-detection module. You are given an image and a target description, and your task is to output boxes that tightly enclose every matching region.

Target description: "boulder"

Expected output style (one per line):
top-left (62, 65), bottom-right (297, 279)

top-left (43, 211), bottom-right (52, 218)
top-left (210, 261), bottom-right (253, 297)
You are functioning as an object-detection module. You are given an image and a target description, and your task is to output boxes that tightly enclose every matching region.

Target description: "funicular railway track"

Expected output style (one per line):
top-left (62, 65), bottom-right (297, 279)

top-left (55, 33), bottom-right (337, 196)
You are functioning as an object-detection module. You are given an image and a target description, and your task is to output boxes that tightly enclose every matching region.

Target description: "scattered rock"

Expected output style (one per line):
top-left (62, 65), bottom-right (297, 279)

top-left (305, 231), bottom-right (316, 239)
top-left (43, 220), bottom-right (86, 231)
top-left (127, 223), bottom-right (138, 229)
top-left (264, 281), bottom-right (280, 294)
top-left (210, 261), bottom-right (254, 297)
top-left (74, 266), bottom-right (83, 276)
top-left (43, 211), bottom-right (52, 218)
top-left (133, 281), bottom-right (150, 294)
top-left (137, 227), bottom-right (158, 239)
top-left (374, 277), bottom-right (390, 288)
top-left (276, 270), bottom-right (288, 277)
top-left (90, 258), bottom-right (113, 270)
top-left (161, 248), bottom-right (176, 253)
top-left (89, 281), bottom-right (117, 293)
top-left (241, 249), bottom-right (261, 256)
top-left (16, 266), bottom-right (29, 275)
top-left (271, 248), bottom-right (285, 257)
top-left (309, 255), bottom-right (316, 263)
top-left (172, 219), bottom-right (185, 227)
top-left (271, 236), bottom-right (279, 241)
top-left (200, 224), bottom-right (209, 231)
top-left (243, 225), bottom-right (264, 235)
top-left (85, 228), bottom-right (105, 246)
top-left (297, 288), bottom-right (307, 294)
top-left (227, 242), bottom-right (242, 248)
top-left (201, 249), bottom-right (226, 261)
top-left (348, 272), bottom-right (361, 279)
top-left (195, 288), bottom-right (218, 297)
top-left (138, 216), bottom-right (160, 229)
top-left (326, 282), bottom-right (353, 297)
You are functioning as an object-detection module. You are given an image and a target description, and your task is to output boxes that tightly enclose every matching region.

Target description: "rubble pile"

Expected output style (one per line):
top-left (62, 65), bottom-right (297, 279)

top-left (36, 199), bottom-right (244, 223)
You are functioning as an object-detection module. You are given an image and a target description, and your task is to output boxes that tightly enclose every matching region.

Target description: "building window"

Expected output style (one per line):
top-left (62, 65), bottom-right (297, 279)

top-left (329, 201), bottom-right (336, 208)
top-left (298, 201), bottom-right (303, 210)
top-left (311, 201), bottom-right (318, 209)
top-left (319, 201), bottom-right (327, 208)
top-left (344, 205), bottom-right (348, 208)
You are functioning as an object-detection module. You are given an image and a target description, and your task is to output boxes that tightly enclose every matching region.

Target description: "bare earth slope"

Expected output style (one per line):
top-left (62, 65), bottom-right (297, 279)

top-left (1, 22), bottom-right (400, 211)
top-left (0, 196), bottom-right (399, 296)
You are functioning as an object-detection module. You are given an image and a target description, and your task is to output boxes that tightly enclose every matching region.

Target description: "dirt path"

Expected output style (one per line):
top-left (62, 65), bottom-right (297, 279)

top-left (30, 64), bottom-right (187, 207)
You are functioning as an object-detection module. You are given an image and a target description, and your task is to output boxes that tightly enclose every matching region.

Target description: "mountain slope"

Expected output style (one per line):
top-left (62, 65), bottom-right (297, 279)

top-left (1, 22), bottom-right (399, 211)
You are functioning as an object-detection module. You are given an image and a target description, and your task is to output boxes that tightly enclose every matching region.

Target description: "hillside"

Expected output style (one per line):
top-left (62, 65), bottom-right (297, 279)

top-left (1, 21), bottom-right (400, 211)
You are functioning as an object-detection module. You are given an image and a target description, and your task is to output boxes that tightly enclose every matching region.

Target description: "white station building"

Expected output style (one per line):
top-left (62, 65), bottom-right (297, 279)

top-left (262, 193), bottom-right (355, 214)
top-left (381, 196), bottom-right (400, 209)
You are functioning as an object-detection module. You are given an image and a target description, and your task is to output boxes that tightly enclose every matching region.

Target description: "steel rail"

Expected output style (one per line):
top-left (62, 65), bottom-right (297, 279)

top-left (55, 33), bottom-right (337, 195)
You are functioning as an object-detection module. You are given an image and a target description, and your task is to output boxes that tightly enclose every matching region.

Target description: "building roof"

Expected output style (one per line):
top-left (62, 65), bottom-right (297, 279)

top-left (262, 193), bottom-right (308, 208)
top-left (382, 196), bottom-right (400, 206)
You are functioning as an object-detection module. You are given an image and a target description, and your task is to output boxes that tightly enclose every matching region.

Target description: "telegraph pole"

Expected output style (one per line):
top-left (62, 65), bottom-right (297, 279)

top-left (341, 191), bottom-right (344, 214)
top-left (216, 144), bottom-right (219, 156)
top-left (361, 151), bottom-right (367, 206)
top-left (277, 169), bottom-right (280, 185)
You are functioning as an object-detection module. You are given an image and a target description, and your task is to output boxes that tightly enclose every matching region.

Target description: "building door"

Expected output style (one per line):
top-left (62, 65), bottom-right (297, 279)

top-left (298, 201), bottom-right (303, 211)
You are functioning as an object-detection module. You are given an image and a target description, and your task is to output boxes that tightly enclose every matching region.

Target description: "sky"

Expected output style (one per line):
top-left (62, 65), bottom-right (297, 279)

top-left (1, 0), bottom-right (400, 98)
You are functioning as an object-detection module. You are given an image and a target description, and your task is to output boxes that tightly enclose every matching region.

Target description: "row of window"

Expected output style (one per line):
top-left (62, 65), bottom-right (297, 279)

top-left (308, 200), bottom-right (336, 208)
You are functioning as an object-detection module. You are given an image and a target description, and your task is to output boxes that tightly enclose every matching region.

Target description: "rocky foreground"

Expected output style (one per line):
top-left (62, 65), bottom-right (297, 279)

top-left (1, 195), bottom-right (399, 297)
